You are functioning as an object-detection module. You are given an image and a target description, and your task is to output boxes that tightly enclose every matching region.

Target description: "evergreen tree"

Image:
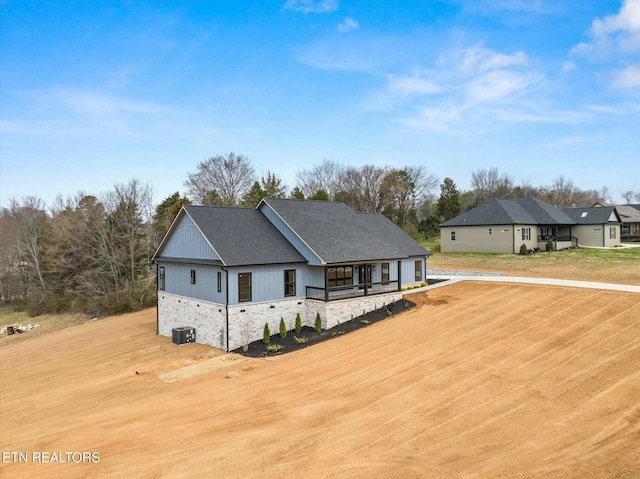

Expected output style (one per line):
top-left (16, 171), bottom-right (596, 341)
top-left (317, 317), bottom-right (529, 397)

top-left (279, 317), bottom-right (287, 338)
top-left (435, 178), bottom-right (461, 221)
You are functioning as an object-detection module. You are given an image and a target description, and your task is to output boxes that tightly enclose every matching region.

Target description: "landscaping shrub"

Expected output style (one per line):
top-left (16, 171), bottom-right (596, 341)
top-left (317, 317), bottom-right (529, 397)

top-left (293, 336), bottom-right (307, 344)
top-left (279, 317), bottom-right (287, 338)
top-left (262, 323), bottom-right (271, 344)
top-left (266, 344), bottom-right (282, 352)
top-left (314, 312), bottom-right (322, 333)
top-left (294, 312), bottom-right (302, 333)
top-left (546, 240), bottom-right (554, 252)
top-left (519, 243), bottom-right (528, 255)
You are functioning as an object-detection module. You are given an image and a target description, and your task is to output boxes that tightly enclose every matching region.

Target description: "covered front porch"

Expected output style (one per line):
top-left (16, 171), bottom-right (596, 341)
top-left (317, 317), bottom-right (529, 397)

top-left (305, 261), bottom-right (403, 301)
top-left (537, 226), bottom-right (578, 250)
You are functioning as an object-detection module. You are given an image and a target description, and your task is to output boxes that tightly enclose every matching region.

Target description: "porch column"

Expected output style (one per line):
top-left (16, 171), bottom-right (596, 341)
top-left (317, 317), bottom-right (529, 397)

top-left (324, 266), bottom-right (329, 302)
top-left (397, 260), bottom-right (402, 291)
top-left (363, 264), bottom-right (368, 296)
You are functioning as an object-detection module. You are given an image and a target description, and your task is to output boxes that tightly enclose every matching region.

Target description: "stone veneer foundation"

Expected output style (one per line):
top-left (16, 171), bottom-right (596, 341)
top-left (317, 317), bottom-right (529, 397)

top-left (158, 291), bottom-right (404, 351)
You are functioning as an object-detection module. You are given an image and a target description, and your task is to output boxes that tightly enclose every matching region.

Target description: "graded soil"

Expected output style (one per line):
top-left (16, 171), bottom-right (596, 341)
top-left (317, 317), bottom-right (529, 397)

top-left (1, 282), bottom-right (639, 478)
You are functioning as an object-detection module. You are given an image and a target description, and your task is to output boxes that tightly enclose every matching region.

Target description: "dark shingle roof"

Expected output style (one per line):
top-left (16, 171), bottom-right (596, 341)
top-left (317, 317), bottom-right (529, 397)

top-left (440, 196), bottom-right (577, 227)
top-left (183, 205), bottom-right (306, 266)
top-left (562, 206), bottom-right (620, 224)
top-left (262, 198), bottom-right (429, 264)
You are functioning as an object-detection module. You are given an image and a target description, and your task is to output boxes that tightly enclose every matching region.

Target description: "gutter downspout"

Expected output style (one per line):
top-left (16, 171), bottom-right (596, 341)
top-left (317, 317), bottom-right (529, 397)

top-left (512, 225), bottom-right (516, 254)
top-left (222, 266), bottom-right (229, 352)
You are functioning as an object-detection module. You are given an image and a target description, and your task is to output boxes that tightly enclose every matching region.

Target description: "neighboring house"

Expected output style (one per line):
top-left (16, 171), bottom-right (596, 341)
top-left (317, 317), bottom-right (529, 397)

top-left (593, 202), bottom-right (640, 242)
top-left (152, 198), bottom-right (430, 351)
top-left (561, 206), bottom-right (622, 248)
top-left (439, 196), bottom-right (621, 253)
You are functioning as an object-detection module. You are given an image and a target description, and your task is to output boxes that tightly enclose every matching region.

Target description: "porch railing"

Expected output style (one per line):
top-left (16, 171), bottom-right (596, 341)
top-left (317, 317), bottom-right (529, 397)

top-left (537, 235), bottom-right (578, 248)
top-left (306, 280), bottom-right (400, 301)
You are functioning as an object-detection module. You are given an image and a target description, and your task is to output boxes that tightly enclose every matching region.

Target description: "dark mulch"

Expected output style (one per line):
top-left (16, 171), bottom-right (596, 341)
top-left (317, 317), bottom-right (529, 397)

top-left (234, 298), bottom-right (417, 358)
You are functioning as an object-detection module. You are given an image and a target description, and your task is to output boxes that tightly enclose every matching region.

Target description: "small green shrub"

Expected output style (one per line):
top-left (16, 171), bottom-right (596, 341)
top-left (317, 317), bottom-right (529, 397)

top-left (263, 323), bottom-right (271, 345)
top-left (293, 336), bottom-right (307, 344)
top-left (360, 319), bottom-right (371, 324)
top-left (295, 312), bottom-right (302, 333)
top-left (519, 243), bottom-right (528, 255)
top-left (546, 240), bottom-right (554, 252)
top-left (385, 308), bottom-right (392, 317)
top-left (279, 317), bottom-right (287, 338)
top-left (266, 344), bottom-right (282, 352)
top-left (314, 312), bottom-right (322, 333)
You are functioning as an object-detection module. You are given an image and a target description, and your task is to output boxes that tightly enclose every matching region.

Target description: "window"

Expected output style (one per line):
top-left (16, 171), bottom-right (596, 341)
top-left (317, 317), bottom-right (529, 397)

top-left (381, 262), bottom-right (389, 283)
top-left (522, 228), bottom-right (531, 241)
top-left (450, 231), bottom-right (456, 241)
top-left (238, 273), bottom-right (252, 302)
top-left (190, 269), bottom-right (196, 285)
top-left (488, 228), bottom-right (493, 235)
top-left (284, 269), bottom-right (296, 296)
top-left (415, 260), bottom-right (422, 282)
top-left (327, 266), bottom-right (353, 288)
top-left (217, 271), bottom-right (222, 293)
top-left (610, 227), bottom-right (616, 239)
top-left (158, 267), bottom-right (165, 291)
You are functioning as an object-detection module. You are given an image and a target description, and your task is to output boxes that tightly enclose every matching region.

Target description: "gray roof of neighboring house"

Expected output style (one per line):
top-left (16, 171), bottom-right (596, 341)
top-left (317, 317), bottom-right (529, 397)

top-left (261, 198), bottom-right (430, 264)
top-left (615, 204), bottom-right (640, 222)
top-left (440, 196), bottom-right (577, 227)
top-left (562, 206), bottom-right (621, 224)
top-left (179, 205), bottom-right (307, 267)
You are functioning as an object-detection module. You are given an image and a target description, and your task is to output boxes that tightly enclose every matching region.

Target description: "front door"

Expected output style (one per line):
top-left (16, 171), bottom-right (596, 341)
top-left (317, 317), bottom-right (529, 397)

top-left (359, 264), bottom-right (372, 288)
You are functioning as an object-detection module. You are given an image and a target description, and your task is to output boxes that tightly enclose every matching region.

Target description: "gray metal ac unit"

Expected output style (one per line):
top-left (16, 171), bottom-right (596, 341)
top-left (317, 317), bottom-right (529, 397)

top-left (172, 326), bottom-right (196, 345)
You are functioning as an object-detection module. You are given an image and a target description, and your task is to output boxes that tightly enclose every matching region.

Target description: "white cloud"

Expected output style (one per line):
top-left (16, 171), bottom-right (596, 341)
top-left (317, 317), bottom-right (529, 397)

top-left (283, 0), bottom-right (338, 14)
top-left (571, 0), bottom-right (640, 57)
top-left (611, 64), bottom-right (640, 89)
top-left (338, 17), bottom-right (359, 33)
top-left (542, 136), bottom-right (594, 149)
top-left (459, 46), bottom-right (528, 73)
top-left (466, 70), bottom-right (541, 104)
top-left (387, 75), bottom-right (441, 95)
top-left (561, 61), bottom-right (576, 75)
top-left (592, 0), bottom-right (640, 37)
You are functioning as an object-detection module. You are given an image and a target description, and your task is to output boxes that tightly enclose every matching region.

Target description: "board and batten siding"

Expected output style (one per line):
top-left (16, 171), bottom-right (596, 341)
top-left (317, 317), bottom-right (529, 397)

top-left (259, 203), bottom-right (323, 265)
top-left (160, 214), bottom-right (219, 261)
top-left (227, 263), bottom-right (308, 305)
top-left (158, 262), bottom-right (226, 304)
top-left (401, 256), bottom-right (426, 285)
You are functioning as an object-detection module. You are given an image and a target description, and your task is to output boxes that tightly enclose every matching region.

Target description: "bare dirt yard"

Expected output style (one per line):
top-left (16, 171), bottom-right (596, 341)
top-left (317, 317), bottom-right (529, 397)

top-left (2, 281), bottom-right (639, 478)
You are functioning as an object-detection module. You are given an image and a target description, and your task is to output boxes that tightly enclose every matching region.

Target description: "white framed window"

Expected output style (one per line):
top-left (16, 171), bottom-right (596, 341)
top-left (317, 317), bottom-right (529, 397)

top-left (488, 228), bottom-right (492, 235)
top-left (610, 227), bottom-right (616, 239)
top-left (450, 231), bottom-right (456, 241)
top-left (522, 228), bottom-right (531, 241)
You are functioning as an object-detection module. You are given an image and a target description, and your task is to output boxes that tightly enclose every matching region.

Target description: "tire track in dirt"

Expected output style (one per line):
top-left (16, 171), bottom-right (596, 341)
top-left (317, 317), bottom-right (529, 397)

top-left (337, 292), bottom-right (636, 460)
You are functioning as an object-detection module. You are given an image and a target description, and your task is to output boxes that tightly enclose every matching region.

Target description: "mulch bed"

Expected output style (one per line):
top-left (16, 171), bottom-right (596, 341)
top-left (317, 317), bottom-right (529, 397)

top-left (234, 298), bottom-right (417, 357)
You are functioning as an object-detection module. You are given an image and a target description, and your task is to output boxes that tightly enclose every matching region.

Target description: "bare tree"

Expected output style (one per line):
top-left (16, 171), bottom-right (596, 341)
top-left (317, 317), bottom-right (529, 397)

top-left (635, 191), bottom-right (640, 203)
top-left (335, 164), bottom-right (388, 212)
top-left (599, 186), bottom-right (612, 204)
top-left (621, 190), bottom-right (634, 204)
top-left (471, 167), bottom-right (515, 201)
top-left (6, 197), bottom-right (48, 294)
top-left (542, 175), bottom-right (581, 208)
top-left (100, 179), bottom-right (154, 297)
top-left (295, 159), bottom-right (344, 200)
top-left (185, 153), bottom-right (256, 206)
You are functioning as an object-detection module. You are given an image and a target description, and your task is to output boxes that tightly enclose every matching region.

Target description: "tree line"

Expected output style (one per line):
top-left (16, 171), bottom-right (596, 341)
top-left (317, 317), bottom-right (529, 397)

top-left (2, 153), bottom-right (638, 316)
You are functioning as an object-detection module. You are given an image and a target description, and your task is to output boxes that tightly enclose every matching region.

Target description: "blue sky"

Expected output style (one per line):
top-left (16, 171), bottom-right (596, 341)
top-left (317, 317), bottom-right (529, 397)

top-left (1, 0), bottom-right (639, 208)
